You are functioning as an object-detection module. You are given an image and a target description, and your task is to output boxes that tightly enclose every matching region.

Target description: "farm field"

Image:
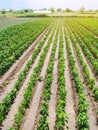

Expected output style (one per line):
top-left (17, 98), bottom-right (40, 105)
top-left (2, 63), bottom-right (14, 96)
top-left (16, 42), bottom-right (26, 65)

top-left (0, 18), bottom-right (40, 31)
top-left (0, 18), bottom-right (98, 130)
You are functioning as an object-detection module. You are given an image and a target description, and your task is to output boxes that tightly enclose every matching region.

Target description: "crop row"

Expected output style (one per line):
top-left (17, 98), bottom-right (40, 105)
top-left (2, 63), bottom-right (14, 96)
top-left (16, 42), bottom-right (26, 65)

top-left (66, 24), bottom-right (98, 102)
top-left (74, 19), bottom-right (98, 49)
top-left (0, 19), bottom-right (51, 75)
top-left (74, 18), bottom-right (98, 35)
top-left (8, 24), bottom-right (57, 130)
top-left (0, 24), bottom-right (54, 125)
top-left (37, 25), bottom-right (58, 130)
top-left (55, 26), bottom-right (68, 130)
top-left (71, 20), bottom-right (98, 59)
top-left (64, 19), bottom-right (98, 76)
top-left (64, 25), bottom-right (89, 130)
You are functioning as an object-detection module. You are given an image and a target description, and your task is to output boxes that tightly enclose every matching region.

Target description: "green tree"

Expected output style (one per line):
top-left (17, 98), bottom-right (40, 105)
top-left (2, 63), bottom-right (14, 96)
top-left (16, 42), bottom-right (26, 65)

top-left (1, 9), bottom-right (6, 14)
top-left (49, 7), bottom-right (55, 12)
top-left (80, 6), bottom-right (85, 13)
top-left (9, 9), bottom-right (13, 12)
top-left (57, 8), bottom-right (62, 12)
top-left (65, 8), bottom-right (72, 13)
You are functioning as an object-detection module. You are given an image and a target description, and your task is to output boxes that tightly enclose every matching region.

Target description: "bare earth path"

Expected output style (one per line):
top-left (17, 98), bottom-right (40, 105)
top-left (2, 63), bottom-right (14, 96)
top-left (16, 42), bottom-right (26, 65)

top-left (1, 27), bottom-right (53, 130)
top-left (0, 26), bottom-right (49, 88)
top-left (70, 39), bottom-right (98, 130)
top-left (0, 27), bottom-right (50, 103)
top-left (47, 31), bottom-right (59, 130)
top-left (63, 26), bottom-right (76, 130)
top-left (73, 19), bottom-right (98, 38)
top-left (21, 29), bottom-right (57, 130)
top-left (77, 43), bottom-right (98, 87)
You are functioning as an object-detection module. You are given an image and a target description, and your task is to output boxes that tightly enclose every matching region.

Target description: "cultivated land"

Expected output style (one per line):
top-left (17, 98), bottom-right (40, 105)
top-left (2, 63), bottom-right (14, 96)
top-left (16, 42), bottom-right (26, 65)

top-left (0, 18), bottom-right (98, 130)
top-left (0, 18), bottom-right (39, 31)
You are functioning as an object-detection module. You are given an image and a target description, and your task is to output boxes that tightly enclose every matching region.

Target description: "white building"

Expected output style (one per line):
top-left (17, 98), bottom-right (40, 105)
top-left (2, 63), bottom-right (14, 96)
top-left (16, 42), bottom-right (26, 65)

top-left (34, 10), bottom-right (52, 14)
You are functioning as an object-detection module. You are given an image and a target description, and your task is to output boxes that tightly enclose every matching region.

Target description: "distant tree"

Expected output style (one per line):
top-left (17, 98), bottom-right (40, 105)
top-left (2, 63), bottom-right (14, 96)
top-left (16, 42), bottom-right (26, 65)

top-left (9, 9), bottom-right (13, 12)
top-left (49, 7), bottom-right (55, 12)
top-left (79, 6), bottom-right (85, 13)
top-left (65, 8), bottom-right (72, 13)
top-left (57, 8), bottom-right (62, 12)
top-left (24, 9), bottom-right (30, 12)
top-left (1, 9), bottom-right (6, 14)
top-left (42, 8), bottom-right (47, 11)
top-left (28, 9), bottom-right (33, 12)
top-left (19, 10), bottom-right (24, 14)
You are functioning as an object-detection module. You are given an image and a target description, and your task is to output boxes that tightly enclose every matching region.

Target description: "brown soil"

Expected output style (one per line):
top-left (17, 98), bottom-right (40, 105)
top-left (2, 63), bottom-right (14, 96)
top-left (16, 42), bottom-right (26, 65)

top-left (74, 20), bottom-right (98, 38)
top-left (47, 32), bottom-right (59, 130)
top-left (0, 26), bottom-right (49, 89)
top-left (70, 40), bottom-right (98, 130)
top-left (0, 27), bottom-right (49, 103)
top-left (0, 21), bottom-right (98, 130)
top-left (21, 36), bottom-right (54, 130)
top-left (1, 28), bottom-right (50, 130)
top-left (0, 55), bottom-right (31, 102)
top-left (63, 27), bottom-right (76, 130)
top-left (77, 43), bottom-right (98, 87)
top-left (22, 27), bottom-right (57, 130)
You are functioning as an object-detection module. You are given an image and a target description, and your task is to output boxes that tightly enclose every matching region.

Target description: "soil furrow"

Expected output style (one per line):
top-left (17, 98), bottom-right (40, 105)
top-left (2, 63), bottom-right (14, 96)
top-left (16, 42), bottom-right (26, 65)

top-left (0, 55), bottom-right (32, 102)
top-left (0, 32), bottom-right (49, 103)
top-left (0, 26), bottom-right (49, 88)
top-left (21, 29), bottom-right (56, 130)
top-left (1, 27), bottom-right (52, 130)
top-left (47, 32), bottom-right (59, 130)
top-left (70, 40), bottom-right (98, 130)
top-left (0, 26), bottom-right (53, 103)
top-left (76, 43), bottom-right (98, 112)
top-left (77, 43), bottom-right (98, 87)
top-left (74, 20), bottom-right (98, 38)
top-left (63, 27), bottom-right (76, 130)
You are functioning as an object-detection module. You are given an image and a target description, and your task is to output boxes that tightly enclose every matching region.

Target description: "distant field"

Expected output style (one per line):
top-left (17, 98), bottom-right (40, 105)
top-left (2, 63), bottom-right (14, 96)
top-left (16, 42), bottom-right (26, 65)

top-left (0, 17), bottom-right (39, 31)
top-left (49, 12), bottom-right (98, 17)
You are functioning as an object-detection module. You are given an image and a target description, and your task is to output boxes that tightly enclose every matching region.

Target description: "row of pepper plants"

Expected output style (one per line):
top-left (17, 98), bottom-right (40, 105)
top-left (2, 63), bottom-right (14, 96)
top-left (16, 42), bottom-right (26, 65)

top-left (74, 18), bottom-right (98, 49)
top-left (66, 22), bottom-right (98, 120)
top-left (0, 19), bottom-right (51, 75)
top-left (71, 20), bottom-right (98, 59)
top-left (66, 23), bottom-right (98, 102)
top-left (37, 26), bottom-right (59, 130)
top-left (8, 25), bottom-right (57, 130)
top-left (64, 18), bottom-right (98, 59)
top-left (65, 19), bottom-right (98, 76)
top-left (55, 25), bottom-right (68, 130)
top-left (0, 24), bottom-right (54, 125)
top-left (64, 25), bottom-right (89, 130)
top-left (74, 18), bottom-right (98, 36)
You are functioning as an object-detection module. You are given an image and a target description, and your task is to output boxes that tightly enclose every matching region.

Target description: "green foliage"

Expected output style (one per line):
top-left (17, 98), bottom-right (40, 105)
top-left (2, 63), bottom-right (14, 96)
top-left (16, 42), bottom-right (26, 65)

top-left (37, 26), bottom-right (58, 129)
top-left (11, 24), bottom-right (56, 129)
top-left (65, 26), bottom-right (89, 130)
top-left (0, 24), bottom-right (52, 126)
top-left (55, 27), bottom-right (68, 130)
top-left (0, 19), bottom-right (51, 75)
